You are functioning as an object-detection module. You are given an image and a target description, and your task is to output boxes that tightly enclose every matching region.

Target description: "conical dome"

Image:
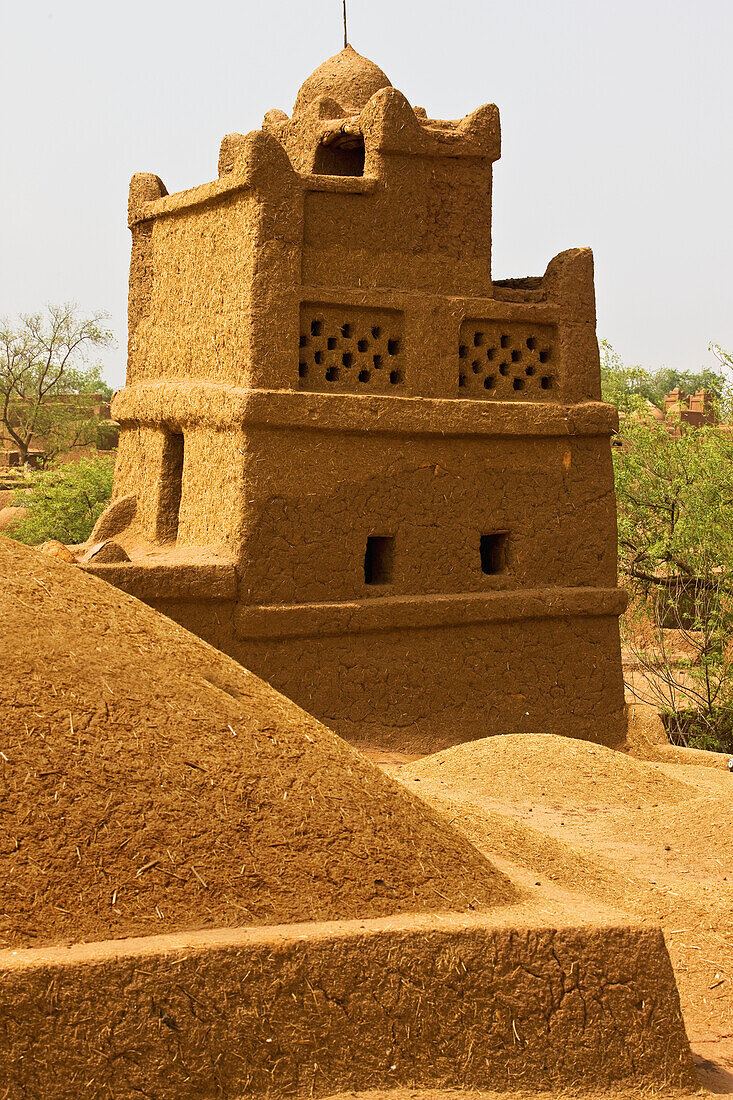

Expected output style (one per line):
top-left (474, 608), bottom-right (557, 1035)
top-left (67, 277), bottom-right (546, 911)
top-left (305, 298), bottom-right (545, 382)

top-left (294, 45), bottom-right (392, 115)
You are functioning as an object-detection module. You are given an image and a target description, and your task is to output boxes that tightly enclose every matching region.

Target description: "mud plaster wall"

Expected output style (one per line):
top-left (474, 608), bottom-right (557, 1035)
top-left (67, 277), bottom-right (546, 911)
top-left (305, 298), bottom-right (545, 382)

top-left (175, 427), bottom-right (243, 548)
top-left (302, 156), bottom-right (493, 296)
top-left (224, 614), bottom-right (626, 751)
top-left (235, 427), bottom-right (618, 605)
top-left (150, 595), bottom-right (627, 751)
top-left (294, 295), bottom-right (594, 403)
top-left (113, 424), bottom-right (244, 550)
top-left (0, 918), bottom-right (696, 1099)
top-left (129, 195), bottom-right (259, 386)
top-left (108, 410), bottom-right (626, 749)
top-left (110, 424), bottom-right (167, 542)
top-left (148, 598), bottom-right (237, 653)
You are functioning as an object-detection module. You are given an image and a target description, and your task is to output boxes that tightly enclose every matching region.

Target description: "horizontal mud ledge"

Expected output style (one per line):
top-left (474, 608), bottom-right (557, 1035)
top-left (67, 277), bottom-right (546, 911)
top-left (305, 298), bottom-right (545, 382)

top-left (80, 560), bottom-right (238, 600)
top-left (75, 574), bottom-right (626, 628)
top-left (0, 909), bottom-right (695, 1099)
top-left (233, 586), bottom-right (627, 638)
top-left (130, 172), bottom-right (383, 226)
top-left (112, 385), bottom-right (617, 437)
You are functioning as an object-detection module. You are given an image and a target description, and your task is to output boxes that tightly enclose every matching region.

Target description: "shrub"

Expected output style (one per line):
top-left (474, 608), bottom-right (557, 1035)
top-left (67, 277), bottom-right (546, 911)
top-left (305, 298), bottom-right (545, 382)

top-left (661, 709), bottom-right (733, 755)
top-left (8, 456), bottom-right (115, 545)
top-left (614, 406), bottom-right (733, 754)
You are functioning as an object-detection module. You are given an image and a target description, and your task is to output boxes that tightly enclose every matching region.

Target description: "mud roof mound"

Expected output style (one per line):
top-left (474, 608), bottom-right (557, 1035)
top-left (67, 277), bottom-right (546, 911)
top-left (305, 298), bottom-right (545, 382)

top-left (294, 46), bottom-right (392, 115)
top-left (0, 537), bottom-right (512, 948)
top-left (402, 734), bottom-right (695, 811)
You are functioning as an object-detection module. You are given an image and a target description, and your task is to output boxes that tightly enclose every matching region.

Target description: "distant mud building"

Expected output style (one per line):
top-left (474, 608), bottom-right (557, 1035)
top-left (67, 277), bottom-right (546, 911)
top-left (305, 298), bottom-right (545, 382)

top-left (0, 394), bottom-right (115, 468)
top-left (92, 47), bottom-right (627, 750)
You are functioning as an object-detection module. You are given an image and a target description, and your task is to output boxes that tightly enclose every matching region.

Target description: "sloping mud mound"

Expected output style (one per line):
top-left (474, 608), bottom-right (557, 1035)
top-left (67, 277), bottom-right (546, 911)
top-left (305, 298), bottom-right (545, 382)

top-left (417, 794), bottom-right (649, 916)
top-left (402, 733), bottom-right (695, 811)
top-left (0, 537), bottom-right (513, 948)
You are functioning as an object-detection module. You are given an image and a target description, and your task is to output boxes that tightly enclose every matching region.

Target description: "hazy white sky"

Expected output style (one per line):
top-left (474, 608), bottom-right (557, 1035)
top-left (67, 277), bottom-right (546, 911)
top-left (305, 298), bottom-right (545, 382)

top-left (1, 0), bottom-right (731, 388)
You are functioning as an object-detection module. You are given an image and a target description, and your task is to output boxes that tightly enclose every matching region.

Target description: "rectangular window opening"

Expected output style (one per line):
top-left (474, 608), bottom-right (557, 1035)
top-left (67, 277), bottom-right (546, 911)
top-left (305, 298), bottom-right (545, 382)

top-left (480, 532), bottom-right (508, 575)
top-left (364, 535), bottom-right (394, 585)
top-left (313, 136), bottom-right (365, 177)
top-left (157, 430), bottom-right (184, 542)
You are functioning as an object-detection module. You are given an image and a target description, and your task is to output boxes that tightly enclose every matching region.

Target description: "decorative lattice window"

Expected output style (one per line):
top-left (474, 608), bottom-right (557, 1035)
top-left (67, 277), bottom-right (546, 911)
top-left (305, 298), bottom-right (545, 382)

top-left (457, 321), bottom-right (557, 400)
top-left (299, 304), bottom-right (404, 392)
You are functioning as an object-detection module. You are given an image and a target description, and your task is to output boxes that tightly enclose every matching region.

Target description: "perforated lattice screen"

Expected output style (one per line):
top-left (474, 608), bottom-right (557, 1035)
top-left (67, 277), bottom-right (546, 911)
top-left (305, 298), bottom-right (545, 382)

top-left (458, 321), bottom-right (558, 400)
top-left (299, 304), bottom-right (404, 393)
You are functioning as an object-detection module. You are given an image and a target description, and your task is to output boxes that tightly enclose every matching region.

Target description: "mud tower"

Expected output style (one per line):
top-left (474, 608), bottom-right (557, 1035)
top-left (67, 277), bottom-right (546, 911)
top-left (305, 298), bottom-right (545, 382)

top-left (95, 46), bottom-right (627, 750)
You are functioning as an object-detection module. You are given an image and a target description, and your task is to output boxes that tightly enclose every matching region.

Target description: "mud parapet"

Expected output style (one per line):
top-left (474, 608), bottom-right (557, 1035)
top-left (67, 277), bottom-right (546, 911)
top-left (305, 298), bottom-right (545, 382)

top-left (0, 910), bottom-right (696, 1099)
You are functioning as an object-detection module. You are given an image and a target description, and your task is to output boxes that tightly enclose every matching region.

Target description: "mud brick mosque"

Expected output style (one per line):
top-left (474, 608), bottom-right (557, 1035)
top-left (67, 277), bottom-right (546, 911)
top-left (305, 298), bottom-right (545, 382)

top-left (89, 46), bottom-right (627, 750)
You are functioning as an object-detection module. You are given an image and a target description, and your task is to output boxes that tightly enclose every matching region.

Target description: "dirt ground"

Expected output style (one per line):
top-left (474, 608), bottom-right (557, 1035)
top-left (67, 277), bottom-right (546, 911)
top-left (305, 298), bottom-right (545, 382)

top-left (362, 737), bottom-right (733, 1098)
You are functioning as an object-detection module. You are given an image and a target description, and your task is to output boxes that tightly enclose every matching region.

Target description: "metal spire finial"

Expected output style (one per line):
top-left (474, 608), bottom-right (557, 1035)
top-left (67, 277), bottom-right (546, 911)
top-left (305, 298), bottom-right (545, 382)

top-left (343, 0), bottom-right (348, 48)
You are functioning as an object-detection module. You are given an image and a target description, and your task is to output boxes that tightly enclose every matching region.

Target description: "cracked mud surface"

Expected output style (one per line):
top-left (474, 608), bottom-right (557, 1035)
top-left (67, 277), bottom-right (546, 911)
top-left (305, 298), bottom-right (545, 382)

top-left (0, 911), bottom-right (697, 1099)
top-left (367, 735), bottom-right (733, 1098)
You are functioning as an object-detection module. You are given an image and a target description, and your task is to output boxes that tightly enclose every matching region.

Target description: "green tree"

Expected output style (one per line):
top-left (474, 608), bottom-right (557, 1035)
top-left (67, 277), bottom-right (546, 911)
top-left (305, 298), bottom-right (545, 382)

top-left (614, 410), bottom-right (733, 750)
top-left (8, 456), bottom-right (115, 545)
top-left (711, 342), bottom-right (733, 376)
top-left (0, 304), bottom-right (114, 465)
top-left (601, 341), bottom-right (727, 412)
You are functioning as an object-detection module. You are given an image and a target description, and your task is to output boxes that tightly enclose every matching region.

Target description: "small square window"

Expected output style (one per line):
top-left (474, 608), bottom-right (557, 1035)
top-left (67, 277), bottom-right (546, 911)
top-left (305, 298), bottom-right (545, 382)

top-left (480, 532), bottom-right (508, 575)
top-left (364, 535), bottom-right (394, 585)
